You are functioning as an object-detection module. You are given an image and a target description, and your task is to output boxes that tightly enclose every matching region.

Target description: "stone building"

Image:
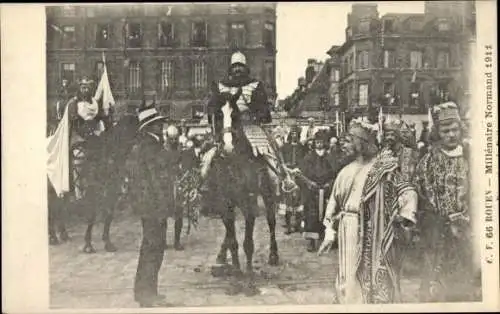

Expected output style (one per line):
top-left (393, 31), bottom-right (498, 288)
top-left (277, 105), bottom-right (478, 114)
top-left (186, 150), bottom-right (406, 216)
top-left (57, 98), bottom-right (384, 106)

top-left (335, 1), bottom-right (476, 123)
top-left (46, 3), bottom-right (277, 121)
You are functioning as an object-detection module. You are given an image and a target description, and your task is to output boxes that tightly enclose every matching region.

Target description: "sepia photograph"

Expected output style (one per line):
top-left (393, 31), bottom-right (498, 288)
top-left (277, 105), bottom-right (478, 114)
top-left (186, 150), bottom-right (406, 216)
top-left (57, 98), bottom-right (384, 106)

top-left (1, 1), bottom-right (498, 312)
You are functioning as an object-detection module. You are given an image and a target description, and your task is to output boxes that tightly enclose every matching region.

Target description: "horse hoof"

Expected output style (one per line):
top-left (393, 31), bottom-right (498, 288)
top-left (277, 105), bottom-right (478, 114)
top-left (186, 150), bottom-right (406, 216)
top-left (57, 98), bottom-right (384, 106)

top-left (83, 245), bottom-right (97, 254)
top-left (268, 254), bottom-right (279, 266)
top-left (211, 264), bottom-right (231, 278)
top-left (59, 232), bottom-right (70, 243)
top-left (216, 255), bottom-right (227, 265)
top-left (104, 242), bottom-right (118, 252)
top-left (230, 268), bottom-right (244, 278)
top-left (174, 244), bottom-right (185, 251)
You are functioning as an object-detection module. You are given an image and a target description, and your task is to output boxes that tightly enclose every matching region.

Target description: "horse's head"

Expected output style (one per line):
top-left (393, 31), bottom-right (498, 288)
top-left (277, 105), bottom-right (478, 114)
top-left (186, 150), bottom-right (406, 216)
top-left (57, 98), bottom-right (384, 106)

top-left (217, 89), bottom-right (243, 155)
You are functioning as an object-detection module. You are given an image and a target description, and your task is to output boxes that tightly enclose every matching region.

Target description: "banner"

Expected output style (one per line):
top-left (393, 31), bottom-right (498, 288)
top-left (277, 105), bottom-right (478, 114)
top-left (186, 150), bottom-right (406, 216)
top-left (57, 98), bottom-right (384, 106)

top-left (47, 103), bottom-right (70, 196)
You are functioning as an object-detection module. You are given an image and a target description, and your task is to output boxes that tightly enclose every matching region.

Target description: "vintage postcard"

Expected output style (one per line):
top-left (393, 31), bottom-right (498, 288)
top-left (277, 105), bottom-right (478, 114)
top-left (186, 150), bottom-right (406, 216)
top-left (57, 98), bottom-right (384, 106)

top-left (2, 1), bottom-right (498, 313)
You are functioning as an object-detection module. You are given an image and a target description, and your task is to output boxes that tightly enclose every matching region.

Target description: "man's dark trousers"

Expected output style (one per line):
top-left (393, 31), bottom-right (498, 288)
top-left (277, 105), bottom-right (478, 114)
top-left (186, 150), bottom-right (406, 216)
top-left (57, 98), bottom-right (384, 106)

top-left (134, 217), bottom-right (167, 304)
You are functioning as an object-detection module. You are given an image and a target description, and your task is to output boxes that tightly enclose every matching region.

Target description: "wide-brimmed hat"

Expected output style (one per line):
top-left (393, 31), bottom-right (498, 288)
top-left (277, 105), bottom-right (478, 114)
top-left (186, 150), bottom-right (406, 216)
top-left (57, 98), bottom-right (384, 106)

top-left (137, 103), bottom-right (167, 131)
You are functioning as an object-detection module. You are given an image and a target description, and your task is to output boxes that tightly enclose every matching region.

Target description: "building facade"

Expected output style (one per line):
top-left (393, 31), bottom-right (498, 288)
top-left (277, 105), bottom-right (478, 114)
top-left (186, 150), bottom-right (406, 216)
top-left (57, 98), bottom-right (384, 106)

top-left (46, 3), bottom-right (277, 121)
top-left (336, 1), bottom-right (476, 121)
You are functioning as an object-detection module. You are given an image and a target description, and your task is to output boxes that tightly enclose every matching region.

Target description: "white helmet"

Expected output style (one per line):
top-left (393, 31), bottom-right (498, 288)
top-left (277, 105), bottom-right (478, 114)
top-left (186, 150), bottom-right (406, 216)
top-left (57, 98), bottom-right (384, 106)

top-left (231, 51), bottom-right (247, 66)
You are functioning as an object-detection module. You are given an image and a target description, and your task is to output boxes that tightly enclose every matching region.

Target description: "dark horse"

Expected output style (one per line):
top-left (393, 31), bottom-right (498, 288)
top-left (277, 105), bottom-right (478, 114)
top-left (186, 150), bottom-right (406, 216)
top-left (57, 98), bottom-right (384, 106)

top-left (76, 114), bottom-right (139, 253)
top-left (204, 90), bottom-right (280, 277)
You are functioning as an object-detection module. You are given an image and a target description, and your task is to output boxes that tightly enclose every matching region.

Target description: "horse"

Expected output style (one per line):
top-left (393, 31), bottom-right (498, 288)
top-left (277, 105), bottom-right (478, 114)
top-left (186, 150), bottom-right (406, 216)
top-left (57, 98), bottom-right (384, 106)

top-left (203, 90), bottom-right (281, 277)
top-left (74, 113), bottom-right (139, 253)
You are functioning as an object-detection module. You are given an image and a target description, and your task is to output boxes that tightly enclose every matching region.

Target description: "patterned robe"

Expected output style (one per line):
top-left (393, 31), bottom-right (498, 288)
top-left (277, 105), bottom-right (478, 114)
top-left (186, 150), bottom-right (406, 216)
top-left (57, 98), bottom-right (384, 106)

top-left (413, 144), bottom-right (479, 302)
top-left (178, 148), bottom-right (203, 229)
top-left (325, 154), bottom-right (418, 304)
top-left (356, 155), bottom-right (417, 303)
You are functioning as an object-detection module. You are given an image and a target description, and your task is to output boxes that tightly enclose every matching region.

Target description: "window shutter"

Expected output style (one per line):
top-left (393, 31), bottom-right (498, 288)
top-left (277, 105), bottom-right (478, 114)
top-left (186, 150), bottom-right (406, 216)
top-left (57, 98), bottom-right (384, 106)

top-left (157, 59), bottom-right (162, 93)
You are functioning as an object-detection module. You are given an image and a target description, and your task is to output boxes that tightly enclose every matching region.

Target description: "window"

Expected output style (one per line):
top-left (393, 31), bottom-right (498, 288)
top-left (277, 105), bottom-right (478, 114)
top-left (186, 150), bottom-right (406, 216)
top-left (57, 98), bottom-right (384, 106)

top-left (383, 50), bottom-right (394, 68)
top-left (264, 22), bottom-right (274, 48)
top-left (192, 21), bottom-right (208, 47)
top-left (436, 50), bottom-right (450, 69)
top-left (193, 60), bottom-right (207, 89)
top-left (229, 22), bottom-right (246, 48)
top-left (96, 24), bottom-right (111, 48)
top-left (159, 22), bottom-right (174, 47)
top-left (333, 93), bottom-right (340, 106)
top-left (410, 82), bottom-right (421, 107)
top-left (438, 19), bottom-right (450, 32)
top-left (383, 82), bottom-right (395, 97)
top-left (265, 60), bottom-right (275, 86)
top-left (410, 50), bottom-right (423, 69)
top-left (61, 25), bottom-right (76, 49)
top-left (160, 60), bottom-right (174, 92)
top-left (383, 19), bottom-right (394, 32)
top-left (128, 61), bottom-right (142, 94)
top-left (358, 83), bottom-right (369, 106)
top-left (61, 5), bottom-right (76, 17)
top-left (358, 51), bottom-right (369, 69)
top-left (330, 69), bottom-right (339, 82)
top-left (61, 63), bottom-right (75, 84)
top-left (127, 23), bottom-right (142, 48)
top-left (346, 27), bottom-right (353, 39)
top-left (350, 54), bottom-right (355, 72)
top-left (409, 19), bottom-right (421, 31)
top-left (437, 82), bottom-right (449, 102)
top-left (358, 20), bottom-right (371, 33)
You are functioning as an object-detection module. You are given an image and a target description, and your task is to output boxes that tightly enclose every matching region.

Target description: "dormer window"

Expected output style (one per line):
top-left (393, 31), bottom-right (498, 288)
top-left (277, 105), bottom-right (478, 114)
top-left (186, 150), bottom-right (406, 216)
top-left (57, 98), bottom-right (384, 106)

top-left (383, 19), bottom-right (394, 33)
top-left (438, 19), bottom-right (450, 32)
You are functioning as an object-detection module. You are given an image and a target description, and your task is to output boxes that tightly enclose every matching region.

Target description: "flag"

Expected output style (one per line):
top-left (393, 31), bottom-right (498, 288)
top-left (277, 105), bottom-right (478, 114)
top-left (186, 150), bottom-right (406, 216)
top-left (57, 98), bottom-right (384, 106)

top-left (411, 70), bottom-right (417, 83)
top-left (428, 106), bottom-right (434, 130)
top-left (47, 103), bottom-right (70, 196)
top-left (377, 106), bottom-right (384, 144)
top-left (94, 53), bottom-right (115, 116)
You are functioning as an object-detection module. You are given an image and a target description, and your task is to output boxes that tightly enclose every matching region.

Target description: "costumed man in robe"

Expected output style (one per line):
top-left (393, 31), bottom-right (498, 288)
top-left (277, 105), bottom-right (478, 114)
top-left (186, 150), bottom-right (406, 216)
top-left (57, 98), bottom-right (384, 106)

top-left (291, 130), bottom-right (335, 252)
top-left (49, 77), bottom-right (105, 245)
top-left (129, 103), bottom-right (172, 308)
top-left (281, 125), bottom-right (306, 234)
top-left (318, 118), bottom-right (418, 304)
top-left (205, 51), bottom-right (281, 206)
top-left (413, 102), bottom-right (480, 302)
top-left (381, 119), bottom-right (420, 183)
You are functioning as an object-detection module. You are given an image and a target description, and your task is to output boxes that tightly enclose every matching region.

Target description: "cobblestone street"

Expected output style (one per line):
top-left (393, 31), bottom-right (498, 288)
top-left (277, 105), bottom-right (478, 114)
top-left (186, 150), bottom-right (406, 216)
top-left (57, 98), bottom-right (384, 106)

top-left (50, 210), bottom-right (420, 309)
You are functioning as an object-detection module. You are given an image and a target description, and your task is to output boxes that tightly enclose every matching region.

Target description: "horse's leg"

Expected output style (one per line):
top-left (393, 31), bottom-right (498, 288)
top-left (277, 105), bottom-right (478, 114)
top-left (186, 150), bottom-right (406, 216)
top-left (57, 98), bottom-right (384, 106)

top-left (58, 196), bottom-right (70, 242)
top-left (103, 189), bottom-right (118, 252)
top-left (224, 206), bottom-right (241, 274)
top-left (83, 219), bottom-right (97, 253)
top-left (243, 207), bottom-right (256, 274)
top-left (103, 212), bottom-right (117, 252)
top-left (83, 188), bottom-right (97, 254)
top-left (216, 204), bottom-right (230, 265)
top-left (261, 170), bottom-right (279, 266)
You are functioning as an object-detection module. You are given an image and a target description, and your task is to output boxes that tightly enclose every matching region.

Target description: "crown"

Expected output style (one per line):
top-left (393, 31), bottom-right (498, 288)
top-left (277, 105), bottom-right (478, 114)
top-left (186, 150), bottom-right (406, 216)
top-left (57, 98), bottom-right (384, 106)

top-left (348, 118), bottom-right (378, 141)
top-left (383, 118), bottom-right (410, 134)
top-left (432, 101), bottom-right (461, 124)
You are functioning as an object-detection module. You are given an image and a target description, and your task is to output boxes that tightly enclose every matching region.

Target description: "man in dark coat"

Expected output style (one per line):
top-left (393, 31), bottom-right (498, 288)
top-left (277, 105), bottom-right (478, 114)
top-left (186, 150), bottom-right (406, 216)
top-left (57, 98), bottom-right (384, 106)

top-left (129, 103), bottom-right (172, 308)
top-left (293, 130), bottom-right (336, 252)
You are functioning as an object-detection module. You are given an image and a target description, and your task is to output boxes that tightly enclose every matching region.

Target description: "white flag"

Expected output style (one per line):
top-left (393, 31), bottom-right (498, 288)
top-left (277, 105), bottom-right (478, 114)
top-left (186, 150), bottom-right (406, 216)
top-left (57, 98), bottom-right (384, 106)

top-left (94, 53), bottom-right (115, 116)
top-left (47, 104), bottom-right (70, 196)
